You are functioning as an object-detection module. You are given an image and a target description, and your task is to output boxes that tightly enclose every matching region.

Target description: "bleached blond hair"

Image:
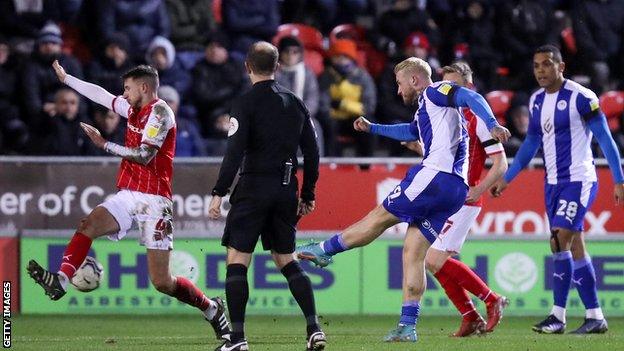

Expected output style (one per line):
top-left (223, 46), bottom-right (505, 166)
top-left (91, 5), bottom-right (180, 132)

top-left (394, 57), bottom-right (432, 78)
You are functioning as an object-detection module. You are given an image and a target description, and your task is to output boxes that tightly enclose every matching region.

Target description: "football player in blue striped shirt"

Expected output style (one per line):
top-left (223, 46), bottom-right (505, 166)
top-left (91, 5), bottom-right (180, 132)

top-left (492, 45), bottom-right (624, 334)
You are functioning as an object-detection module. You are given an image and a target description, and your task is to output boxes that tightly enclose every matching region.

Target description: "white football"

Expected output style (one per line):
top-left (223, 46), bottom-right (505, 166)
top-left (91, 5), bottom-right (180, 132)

top-left (71, 256), bottom-right (104, 292)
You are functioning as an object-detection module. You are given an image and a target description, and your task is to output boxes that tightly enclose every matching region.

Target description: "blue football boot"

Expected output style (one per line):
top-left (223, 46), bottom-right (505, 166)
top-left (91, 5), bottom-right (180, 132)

top-left (570, 318), bottom-right (608, 334)
top-left (383, 324), bottom-right (417, 342)
top-left (296, 241), bottom-right (333, 267)
top-left (532, 315), bottom-right (565, 334)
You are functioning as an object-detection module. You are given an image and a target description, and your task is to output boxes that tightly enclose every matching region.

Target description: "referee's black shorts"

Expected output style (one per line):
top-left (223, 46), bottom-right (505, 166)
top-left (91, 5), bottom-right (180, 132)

top-left (222, 175), bottom-right (299, 254)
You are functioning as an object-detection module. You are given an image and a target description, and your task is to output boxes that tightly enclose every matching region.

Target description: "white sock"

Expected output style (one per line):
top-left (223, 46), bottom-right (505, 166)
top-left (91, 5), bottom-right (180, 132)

top-left (202, 299), bottom-right (218, 320)
top-left (586, 308), bottom-right (604, 320)
top-left (550, 305), bottom-right (566, 323)
top-left (57, 271), bottom-right (69, 291)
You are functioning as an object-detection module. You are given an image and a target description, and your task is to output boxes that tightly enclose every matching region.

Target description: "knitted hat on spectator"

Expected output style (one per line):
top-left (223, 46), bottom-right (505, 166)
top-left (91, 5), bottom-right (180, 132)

top-left (205, 31), bottom-right (230, 49)
top-left (403, 32), bottom-right (429, 51)
top-left (278, 36), bottom-right (303, 52)
top-left (328, 39), bottom-right (358, 62)
top-left (106, 32), bottom-right (130, 52)
top-left (37, 22), bottom-right (63, 45)
top-left (158, 85), bottom-right (180, 105)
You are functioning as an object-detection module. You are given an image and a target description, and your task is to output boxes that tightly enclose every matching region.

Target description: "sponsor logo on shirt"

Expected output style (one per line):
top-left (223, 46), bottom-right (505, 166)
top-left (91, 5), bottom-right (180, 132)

top-left (590, 100), bottom-right (600, 111)
top-left (437, 83), bottom-right (452, 95)
top-left (146, 123), bottom-right (162, 138)
top-left (128, 124), bottom-right (142, 134)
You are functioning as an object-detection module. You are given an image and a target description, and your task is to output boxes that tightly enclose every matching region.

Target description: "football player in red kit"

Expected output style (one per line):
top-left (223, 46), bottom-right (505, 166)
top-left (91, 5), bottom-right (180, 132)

top-left (27, 61), bottom-right (231, 343)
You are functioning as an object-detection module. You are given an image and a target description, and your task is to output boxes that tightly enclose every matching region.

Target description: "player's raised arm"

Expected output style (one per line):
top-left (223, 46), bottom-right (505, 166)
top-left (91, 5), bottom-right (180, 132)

top-left (53, 60), bottom-right (130, 118)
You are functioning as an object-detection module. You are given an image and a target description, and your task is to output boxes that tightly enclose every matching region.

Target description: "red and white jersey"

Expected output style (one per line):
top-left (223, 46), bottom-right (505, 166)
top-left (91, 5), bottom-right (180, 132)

top-left (463, 108), bottom-right (504, 207)
top-left (112, 97), bottom-right (176, 199)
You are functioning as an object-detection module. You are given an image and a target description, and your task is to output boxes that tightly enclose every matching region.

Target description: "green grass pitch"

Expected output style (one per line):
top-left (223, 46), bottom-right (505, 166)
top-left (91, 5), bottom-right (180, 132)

top-left (11, 315), bottom-right (624, 350)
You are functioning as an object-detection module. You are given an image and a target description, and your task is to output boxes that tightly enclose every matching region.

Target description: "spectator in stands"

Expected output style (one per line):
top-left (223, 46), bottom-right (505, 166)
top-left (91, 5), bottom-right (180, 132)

top-left (159, 85), bottom-right (206, 157)
top-left (87, 33), bottom-right (134, 96)
top-left (503, 105), bottom-right (530, 157)
top-left (84, 105), bottom-right (126, 156)
top-left (451, 0), bottom-right (500, 92)
top-left (275, 36), bottom-right (324, 156)
top-left (498, 0), bottom-right (557, 91)
top-left (222, 0), bottom-right (280, 59)
top-left (571, 0), bottom-right (624, 94)
top-left (165, 0), bottom-right (216, 52)
top-left (145, 36), bottom-right (192, 100)
top-left (96, 0), bottom-right (170, 58)
top-left (43, 88), bottom-right (88, 155)
top-left (376, 0), bottom-right (440, 54)
top-left (0, 0), bottom-right (61, 54)
top-left (191, 31), bottom-right (247, 149)
top-left (0, 36), bottom-right (29, 154)
top-left (22, 23), bottom-right (83, 123)
top-left (319, 39), bottom-right (376, 156)
top-left (403, 32), bottom-right (440, 81)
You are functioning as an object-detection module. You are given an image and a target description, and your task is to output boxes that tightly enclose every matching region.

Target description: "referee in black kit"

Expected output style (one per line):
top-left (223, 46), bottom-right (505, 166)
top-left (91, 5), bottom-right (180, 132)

top-left (208, 41), bottom-right (325, 351)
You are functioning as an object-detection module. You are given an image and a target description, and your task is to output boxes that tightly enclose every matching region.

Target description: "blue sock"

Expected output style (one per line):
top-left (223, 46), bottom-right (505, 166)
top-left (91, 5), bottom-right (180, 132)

top-left (399, 300), bottom-right (420, 326)
top-left (321, 234), bottom-right (348, 256)
top-left (573, 255), bottom-right (600, 310)
top-left (552, 251), bottom-right (573, 309)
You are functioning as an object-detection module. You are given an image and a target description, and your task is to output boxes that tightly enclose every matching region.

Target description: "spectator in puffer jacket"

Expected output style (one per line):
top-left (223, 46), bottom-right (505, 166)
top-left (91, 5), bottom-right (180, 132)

top-left (21, 23), bottom-right (83, 125)
top-left (222, 0), bottom-right (280, 59)
top-left (191, 31), bottom-right (247, 140)
top-left (87, 33), bottom-right (134, 96)
top-left (319, 39), bottom-right (377, 156)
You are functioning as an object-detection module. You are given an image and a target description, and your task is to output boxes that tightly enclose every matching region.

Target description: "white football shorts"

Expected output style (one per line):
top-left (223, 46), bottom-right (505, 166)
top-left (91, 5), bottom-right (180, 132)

top-left (430, 205), bottom-right (481, 253)
top-left (99, 189), bottom-right (173, 250)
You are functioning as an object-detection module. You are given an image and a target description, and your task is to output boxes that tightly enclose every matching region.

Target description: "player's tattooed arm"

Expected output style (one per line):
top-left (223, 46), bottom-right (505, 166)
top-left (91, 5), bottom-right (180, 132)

top-left (80, 122), bottom-right (158, 165)
top-left (103, 142), bottom-right (158, 165)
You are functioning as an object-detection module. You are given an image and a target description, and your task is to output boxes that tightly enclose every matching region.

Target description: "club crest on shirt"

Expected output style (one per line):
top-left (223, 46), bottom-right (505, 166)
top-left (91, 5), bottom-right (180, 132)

top-left (557, 100), bottom-right (567, 111)
top-left (228, 117), bottom-right (239, 137)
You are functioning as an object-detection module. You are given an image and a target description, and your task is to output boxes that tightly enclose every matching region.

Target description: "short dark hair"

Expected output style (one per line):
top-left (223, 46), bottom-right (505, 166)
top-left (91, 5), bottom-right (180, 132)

top-left (441, 61), bottom-right (473, 84)
top-left (535, 44), bottom-right (562, 63)
top-left (122, 65), bottom-right (159, 90)
top-left (246, 41), bottom-right (279, 76)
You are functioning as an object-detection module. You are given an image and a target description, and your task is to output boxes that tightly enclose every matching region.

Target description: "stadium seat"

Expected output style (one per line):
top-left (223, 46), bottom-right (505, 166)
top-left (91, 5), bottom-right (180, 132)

top-left (485, 90), bottom-right (514, 126)
top-left (561, 27), bottom-right (577, 55)
top-left (329, 24), bottom-right (367, 44)
top-left (274, 23), bottom-right (324, 52)
top-left (212, 0), bottom-right (222, 24)
top-left (304, 50), bottom-right (325, 76)
top-left (599, 91), bottom-right (624, 131)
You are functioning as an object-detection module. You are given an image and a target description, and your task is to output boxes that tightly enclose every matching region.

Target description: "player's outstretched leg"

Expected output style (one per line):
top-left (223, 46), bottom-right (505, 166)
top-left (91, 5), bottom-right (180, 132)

top-left (571, 254), bottom-right (608, 334)
top-left (296, 205), bottom-right (400, 267)
top-left (28, 229), bottom-right (97, 300)
top-left (27, 260), bottom-right (67, 300)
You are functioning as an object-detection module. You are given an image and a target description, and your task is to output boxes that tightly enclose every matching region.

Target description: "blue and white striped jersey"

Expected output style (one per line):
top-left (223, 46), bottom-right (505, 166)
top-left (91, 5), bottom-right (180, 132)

top-left (528, 79), bottom-right (600, 184)
top-left (412, 81), bottom-right (469, 182)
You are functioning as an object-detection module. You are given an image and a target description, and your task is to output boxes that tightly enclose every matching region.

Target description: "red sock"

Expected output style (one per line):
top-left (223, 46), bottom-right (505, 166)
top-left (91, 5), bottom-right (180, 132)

top-left (173, 276), bottom-right (211, 311)
top-left (59, 232), bottom-right (92, 278)
top-left (439, 258), bottom-right (498, 304)
top-left (434, 269), bottom-right (476, 318)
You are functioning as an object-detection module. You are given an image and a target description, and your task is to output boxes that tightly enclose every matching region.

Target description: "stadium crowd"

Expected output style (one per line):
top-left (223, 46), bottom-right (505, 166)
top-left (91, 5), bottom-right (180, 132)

top-left (1, 0), bottom-right (623, 157)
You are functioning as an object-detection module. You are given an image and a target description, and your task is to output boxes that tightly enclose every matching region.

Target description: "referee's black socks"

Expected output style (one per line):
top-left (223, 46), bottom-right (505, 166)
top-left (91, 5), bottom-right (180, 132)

top-left (225, 264), bottom-right (249, 342)
top-left (281, 261), bottom-right (321, 336)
